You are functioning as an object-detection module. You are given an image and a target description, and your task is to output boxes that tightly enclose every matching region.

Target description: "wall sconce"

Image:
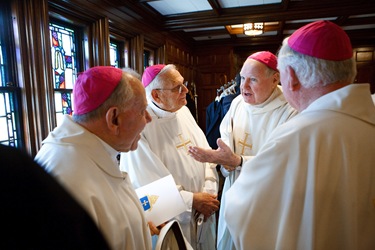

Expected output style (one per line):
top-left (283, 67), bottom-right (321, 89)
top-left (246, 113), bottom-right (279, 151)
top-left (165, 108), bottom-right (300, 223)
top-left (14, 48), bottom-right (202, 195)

top-left (243, 23), bottom-right (264, 36)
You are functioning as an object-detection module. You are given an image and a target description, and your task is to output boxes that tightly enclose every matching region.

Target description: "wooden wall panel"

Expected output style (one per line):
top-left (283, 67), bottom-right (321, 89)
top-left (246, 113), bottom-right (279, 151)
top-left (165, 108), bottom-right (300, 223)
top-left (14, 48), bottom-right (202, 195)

top-left (165, 40), bottom-right (195, 84)
top-left (194, 46), bottom-right (236, 131)
top-left (354, 47), bottom-right (375, 94)
top-left (11, 0), bottom-right (55, 155)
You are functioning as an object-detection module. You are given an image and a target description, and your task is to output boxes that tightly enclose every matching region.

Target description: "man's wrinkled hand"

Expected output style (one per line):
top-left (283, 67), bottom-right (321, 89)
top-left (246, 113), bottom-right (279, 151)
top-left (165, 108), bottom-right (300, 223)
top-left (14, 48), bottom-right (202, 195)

top-left (188, 138), bottom-right (240, 167)
top-left (193, 192), bottom-right (220, 218)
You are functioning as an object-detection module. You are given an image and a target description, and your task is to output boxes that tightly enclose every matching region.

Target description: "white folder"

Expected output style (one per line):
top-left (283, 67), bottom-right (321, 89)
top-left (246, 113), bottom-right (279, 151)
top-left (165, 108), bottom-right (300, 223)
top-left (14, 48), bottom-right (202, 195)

top-left (135, 174), bottom-right (186, 227)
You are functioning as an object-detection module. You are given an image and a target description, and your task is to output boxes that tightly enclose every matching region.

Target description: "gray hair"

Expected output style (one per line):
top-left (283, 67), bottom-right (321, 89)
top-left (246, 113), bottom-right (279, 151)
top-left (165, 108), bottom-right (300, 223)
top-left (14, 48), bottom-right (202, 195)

top-left (122, 67), bottom-right (141, 80)
top-left (277, 37), bottom-right (357, 88)
top-left (264, 67), bottom-right (279, 78)
top-left (73, 71), bottom-right (135, 123)
top-left (145, 64), bottom-right (176, 102)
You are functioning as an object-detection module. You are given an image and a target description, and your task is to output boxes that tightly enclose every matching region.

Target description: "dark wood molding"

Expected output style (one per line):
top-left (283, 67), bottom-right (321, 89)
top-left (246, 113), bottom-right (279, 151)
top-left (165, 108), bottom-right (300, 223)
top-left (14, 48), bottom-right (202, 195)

top-left (12, 0), bottom-right (55, 155)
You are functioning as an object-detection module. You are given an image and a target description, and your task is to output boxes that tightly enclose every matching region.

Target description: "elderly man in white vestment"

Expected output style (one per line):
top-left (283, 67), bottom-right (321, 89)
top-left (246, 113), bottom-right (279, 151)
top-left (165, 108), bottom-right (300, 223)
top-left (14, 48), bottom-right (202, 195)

top-left (120, 64), bottom-right (220, 250)
top-left (224, 20), bottom-right (375, 249)
top-left (188, 51), bottom-right (297, 250)
top-left (35, 66), bottom-right (157, 250)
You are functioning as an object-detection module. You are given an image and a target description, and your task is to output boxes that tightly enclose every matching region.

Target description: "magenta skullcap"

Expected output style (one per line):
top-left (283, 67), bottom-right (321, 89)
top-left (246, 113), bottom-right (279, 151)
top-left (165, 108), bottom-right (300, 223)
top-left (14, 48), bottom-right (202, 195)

top-left (248, 51), bottom-right (278, 71)
top-left (142, 64), bottom-right (166, 88)
top-left (73, 66), bottom-right (122, 115)
top-left (288, 20), bottom-right (352, 61)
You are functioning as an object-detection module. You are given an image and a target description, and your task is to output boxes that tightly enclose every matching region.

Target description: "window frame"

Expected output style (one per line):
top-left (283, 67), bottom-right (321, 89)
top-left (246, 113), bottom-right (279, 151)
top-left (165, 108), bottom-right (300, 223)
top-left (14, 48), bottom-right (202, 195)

top-left (0, 1), bottom-right (24, 148)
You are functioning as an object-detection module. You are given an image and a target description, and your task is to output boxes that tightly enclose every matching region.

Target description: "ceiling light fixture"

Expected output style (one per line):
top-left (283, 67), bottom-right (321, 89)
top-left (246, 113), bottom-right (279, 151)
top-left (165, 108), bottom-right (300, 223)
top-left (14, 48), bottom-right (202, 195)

top-left (243, 23), bottom-right (264, 36)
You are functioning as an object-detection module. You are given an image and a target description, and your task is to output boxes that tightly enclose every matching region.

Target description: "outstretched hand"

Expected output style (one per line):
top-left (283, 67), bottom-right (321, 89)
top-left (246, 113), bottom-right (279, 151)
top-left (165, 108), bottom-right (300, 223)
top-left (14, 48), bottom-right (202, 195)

top-left (188, 138), bottom-right (240, 167)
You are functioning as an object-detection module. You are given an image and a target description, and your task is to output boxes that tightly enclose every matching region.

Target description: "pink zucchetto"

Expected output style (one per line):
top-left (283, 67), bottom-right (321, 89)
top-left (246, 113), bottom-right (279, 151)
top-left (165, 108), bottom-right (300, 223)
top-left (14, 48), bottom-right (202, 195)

top-left (73, 66), bottom-right (122, 115)
top-left (142, 64), bottom-right (166, 88)
top-left (248, 51), bottom-right (278, 71)
top-left (288, 20), bottom-right (352, 61)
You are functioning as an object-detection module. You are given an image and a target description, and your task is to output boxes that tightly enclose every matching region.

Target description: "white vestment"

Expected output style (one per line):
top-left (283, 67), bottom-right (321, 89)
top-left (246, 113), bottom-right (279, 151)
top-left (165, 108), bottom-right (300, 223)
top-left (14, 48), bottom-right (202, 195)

top-left (217, 86), bottom-right (297, 250)
top-left (225, 84), bottom-right (375, 249)
top-left (35, 115), bottom-right (152, 250)
top-left (120, 103), bottom-right (218, 250)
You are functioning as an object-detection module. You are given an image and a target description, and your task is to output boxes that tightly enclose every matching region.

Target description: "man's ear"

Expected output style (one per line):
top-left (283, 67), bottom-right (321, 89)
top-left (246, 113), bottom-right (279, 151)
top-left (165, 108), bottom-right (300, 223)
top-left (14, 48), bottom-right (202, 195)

top-left (286, 66), bottom-right (301, 91)
top-left (151, 89), bottom-right (161, 103)
top-left (272, 71), bottom-right (280, 87)
top-left (105, 107), bottom-right (120, 134)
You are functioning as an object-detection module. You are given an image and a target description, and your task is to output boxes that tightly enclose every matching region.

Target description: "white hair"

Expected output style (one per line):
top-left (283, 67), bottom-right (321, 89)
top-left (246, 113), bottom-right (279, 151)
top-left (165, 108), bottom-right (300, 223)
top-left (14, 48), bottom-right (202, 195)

top-left (144, 64), bottom-right (176, 102)
top-left (122, 67), bottom-right (141, 80)
top-left (277, 37), bottom-right (357, 88)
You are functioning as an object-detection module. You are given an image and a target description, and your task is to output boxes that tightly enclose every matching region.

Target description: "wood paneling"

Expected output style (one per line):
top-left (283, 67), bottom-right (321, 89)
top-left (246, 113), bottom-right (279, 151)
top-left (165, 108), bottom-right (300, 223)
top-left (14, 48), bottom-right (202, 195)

top-left (194, 46), bottom-right (237, 131)
top-left (5, 0), bottom-right (375, 152)
top-left (11, 0), bottom-right (55, 155)
top-left (355, 48), bottom-right (375, 94)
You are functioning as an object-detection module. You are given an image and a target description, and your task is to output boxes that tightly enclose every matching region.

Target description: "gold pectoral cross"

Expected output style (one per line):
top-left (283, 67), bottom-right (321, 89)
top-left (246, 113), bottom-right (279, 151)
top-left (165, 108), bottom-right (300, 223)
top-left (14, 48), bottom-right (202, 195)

top-left (238, 132), bottom-right (252, 155)
top-left (176, 134), bottom-right (192, 152)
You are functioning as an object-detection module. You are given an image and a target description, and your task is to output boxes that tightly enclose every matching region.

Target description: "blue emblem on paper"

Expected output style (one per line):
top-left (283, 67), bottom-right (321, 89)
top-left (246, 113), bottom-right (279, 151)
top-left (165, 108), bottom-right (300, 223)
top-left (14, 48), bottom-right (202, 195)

top-left (140, 196), bottom-right (151, 211)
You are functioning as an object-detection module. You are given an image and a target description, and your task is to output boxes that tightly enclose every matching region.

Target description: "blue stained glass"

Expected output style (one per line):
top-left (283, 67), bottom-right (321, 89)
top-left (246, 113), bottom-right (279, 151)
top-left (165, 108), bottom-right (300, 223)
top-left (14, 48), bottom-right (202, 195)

top-left (59, 73), bottom-right (65, 88)
top-left (61, 92), bottom-right (72, 115)
top-left (0, 91), bottom-right (18, 147)
top-left (65, 55), bottom-right (72, 64)
top-left (0, 36), bottom-right (4, 87)
top-left (0, 48), bottom-right (4, 87)
top-left (0, 7), bottom-right (21, 147)
top-left (49, 22), bottom-right (77, 125)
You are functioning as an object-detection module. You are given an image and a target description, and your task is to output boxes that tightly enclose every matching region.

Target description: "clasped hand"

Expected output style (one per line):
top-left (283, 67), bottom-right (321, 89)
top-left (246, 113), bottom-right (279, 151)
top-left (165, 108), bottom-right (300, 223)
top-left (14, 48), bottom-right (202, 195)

top-left (193, 192), bottom-right (220, 221)
top-left (148, 221), bottom-right (167, 236)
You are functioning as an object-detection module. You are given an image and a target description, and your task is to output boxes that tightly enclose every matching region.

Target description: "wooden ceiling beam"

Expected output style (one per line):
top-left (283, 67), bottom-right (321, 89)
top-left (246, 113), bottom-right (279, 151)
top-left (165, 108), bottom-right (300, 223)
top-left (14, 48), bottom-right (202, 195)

top-left (207, 0), bottom-right (222, 16)
top-left (163, 1), bottom-right (375, 30)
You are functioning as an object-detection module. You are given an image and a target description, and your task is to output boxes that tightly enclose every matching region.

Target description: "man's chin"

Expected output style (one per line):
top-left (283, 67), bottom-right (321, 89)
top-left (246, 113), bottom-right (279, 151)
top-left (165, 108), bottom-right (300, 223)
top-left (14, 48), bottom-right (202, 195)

top-left (243, 96), bottom-right (255, 105)
top-left (129, 142), bottom-right (139, 151)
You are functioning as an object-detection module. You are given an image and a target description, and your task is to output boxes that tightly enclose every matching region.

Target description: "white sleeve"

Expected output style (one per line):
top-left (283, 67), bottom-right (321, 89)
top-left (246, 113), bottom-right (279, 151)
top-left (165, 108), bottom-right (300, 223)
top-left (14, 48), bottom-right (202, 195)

top-left (203, 162), bottom-right (219, 194)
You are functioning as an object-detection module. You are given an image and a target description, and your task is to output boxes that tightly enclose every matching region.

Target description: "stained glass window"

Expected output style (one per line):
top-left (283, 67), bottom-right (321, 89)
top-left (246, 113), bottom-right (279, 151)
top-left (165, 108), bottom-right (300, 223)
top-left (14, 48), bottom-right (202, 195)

top-left (0, 89), bottom-right (19, 147)
top-left (49, 22), bottom-right (77, 125)
top-left (0, 5), bottom-right (21, 147)
top-left (0, 42), bottom-right (4, 85)
top-left (110, 41), bottom-right (119, 68)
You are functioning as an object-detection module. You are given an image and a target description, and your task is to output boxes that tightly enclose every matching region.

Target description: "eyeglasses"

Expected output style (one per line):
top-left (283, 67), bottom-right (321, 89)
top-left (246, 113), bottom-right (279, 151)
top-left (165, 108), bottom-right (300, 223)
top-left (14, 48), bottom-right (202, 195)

top-left (155, 82), bottom-right (188, 94)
